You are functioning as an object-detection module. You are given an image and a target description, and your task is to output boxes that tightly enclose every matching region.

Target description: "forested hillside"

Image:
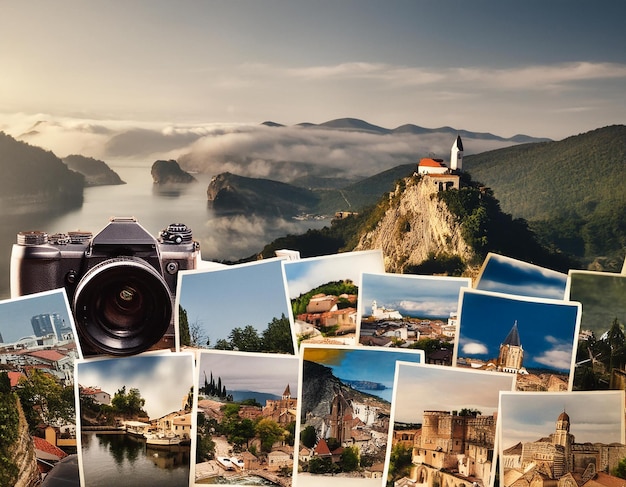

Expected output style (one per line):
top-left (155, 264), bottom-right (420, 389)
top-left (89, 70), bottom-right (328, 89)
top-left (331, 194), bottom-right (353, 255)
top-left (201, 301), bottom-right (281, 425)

top-left (463, 125), bottom-right (626, 267)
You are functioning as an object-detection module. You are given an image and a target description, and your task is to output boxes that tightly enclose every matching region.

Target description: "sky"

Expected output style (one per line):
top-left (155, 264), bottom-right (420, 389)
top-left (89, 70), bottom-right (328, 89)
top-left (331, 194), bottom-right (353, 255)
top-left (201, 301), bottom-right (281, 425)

top-left (0, 289), bottom-right (74, 344)
top-left (476, 254), bottom-right (568, 300)
top-left (456, 289), bottom-right (581, 373)
top-left (282, 250), bottom-right (384, 299)
top-left (302, 346), bottom-right (424, 402)
top-left (500, 390), bottom-right (624, 445)
top-left (197, 350), bottom-right (299, 397)
top-left (359, 272), bottom-right (471, 320)
top-left (392, 362), bottom-right (515, 425)
top-left (177, 257), bottom-right (292, 345)
top-left (1, 0), bottom-right (625, 145)
top-left (76, 352), bottom-right (195, 419)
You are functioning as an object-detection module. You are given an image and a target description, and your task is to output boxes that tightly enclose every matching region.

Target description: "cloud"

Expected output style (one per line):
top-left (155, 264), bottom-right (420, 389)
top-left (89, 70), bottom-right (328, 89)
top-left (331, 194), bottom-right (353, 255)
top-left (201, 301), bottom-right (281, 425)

top-left (533, 335), bottom-right (574, 371)
top-left (462, 341), bottom-right (489, 355)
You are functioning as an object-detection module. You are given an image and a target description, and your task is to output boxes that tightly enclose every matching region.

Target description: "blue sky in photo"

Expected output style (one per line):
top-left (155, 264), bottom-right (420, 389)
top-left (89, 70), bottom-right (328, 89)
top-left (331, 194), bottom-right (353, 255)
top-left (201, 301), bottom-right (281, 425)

top-left (476, 254), bottom-right (568, 300)
top-left (0, 289), bottom-right (73, 344)
top-left (282, 250), bottom-right (384, 299)
top-left (359, 272), bottom-right (470, 319)
top-left (178, 258), bottom-right (291, 345)
top-left (302, 346), bottom-right (423, 402)
top-left (456, 289), bottom-right (580, 372)
top-left (2, 1), bottom-right (625, 141)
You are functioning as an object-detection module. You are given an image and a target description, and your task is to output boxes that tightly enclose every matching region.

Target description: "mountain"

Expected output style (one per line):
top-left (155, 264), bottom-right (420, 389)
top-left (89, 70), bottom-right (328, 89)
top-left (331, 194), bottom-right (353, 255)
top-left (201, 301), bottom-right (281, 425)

top-left (258, 172), bottom-right (577, 276)
top-left (0, 131), bottom-right (84, 210)
top-left (63, 154), bottom-right (125, 186)
top-left (463, 125), bottom-right (626, 267)
top-left (207, 172), bottom-right (320, 217)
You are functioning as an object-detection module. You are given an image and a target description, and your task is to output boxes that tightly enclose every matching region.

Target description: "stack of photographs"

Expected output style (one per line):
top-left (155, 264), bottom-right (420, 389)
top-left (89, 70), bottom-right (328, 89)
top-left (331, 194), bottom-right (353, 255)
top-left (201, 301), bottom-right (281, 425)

top-left (1, 250), bottom-right (625, 487)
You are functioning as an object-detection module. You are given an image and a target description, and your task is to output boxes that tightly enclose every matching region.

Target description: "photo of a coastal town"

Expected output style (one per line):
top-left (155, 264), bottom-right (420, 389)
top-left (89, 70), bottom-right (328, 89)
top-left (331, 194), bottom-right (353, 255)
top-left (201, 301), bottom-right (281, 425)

top-left (193, 350), bottom-right (299, 486)
top-left (357, 272), bottom-right (471, 365)
top-left (75, 352), bottom-right (195, 487)
top-left (295, 345), bottom-right (424, 487)
top-left (282, 250), bottom-right (385, 346)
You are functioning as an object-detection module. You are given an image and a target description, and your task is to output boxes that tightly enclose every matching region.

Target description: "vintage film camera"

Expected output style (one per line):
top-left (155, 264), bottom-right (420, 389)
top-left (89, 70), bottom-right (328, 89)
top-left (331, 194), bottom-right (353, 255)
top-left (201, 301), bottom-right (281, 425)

top-left (10, 217), bottom-right (200, 356)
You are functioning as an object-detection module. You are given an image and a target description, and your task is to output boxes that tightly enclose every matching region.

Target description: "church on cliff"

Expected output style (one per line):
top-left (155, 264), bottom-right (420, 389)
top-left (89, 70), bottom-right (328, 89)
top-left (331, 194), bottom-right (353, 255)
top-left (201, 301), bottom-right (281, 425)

top-left (415, 135), bottom-right (463, 191)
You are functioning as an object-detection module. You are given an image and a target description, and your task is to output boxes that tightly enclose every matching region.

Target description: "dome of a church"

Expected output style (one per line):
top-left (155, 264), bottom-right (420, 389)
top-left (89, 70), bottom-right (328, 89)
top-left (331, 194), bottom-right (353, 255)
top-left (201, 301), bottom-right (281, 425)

top-left (558, 411), bottom-right (570, 422)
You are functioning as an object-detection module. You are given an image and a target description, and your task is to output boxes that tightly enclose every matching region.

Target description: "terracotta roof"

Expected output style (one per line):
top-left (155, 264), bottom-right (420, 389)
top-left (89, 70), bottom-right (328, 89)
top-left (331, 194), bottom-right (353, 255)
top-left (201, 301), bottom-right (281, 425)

top-left (32, 436), bottom-right (68, 460)
top-left (8, 371), bottom-right (25, 387)
top-left (314, 438), bottom-right (332, 456)
top-left (419, 158), bottom-right (446, 167)
top-left (26, 349), bottom-right (67, 362)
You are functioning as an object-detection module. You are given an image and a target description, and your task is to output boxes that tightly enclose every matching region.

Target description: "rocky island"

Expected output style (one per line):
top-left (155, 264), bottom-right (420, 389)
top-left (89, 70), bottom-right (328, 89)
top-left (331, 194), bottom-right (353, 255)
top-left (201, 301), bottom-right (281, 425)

top-left (151, 159), bottom-right (197, 184)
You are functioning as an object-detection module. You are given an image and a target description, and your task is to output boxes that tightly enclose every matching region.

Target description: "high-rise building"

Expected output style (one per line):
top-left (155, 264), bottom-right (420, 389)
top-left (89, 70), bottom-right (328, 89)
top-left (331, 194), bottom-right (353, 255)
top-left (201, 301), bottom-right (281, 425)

top-left (31, 313), bottom-right (64, 339)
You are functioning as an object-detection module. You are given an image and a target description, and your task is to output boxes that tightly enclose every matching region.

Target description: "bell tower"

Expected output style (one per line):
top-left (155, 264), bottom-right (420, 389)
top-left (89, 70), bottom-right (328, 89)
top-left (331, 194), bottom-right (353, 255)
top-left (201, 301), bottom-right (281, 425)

top-left (450, 135), bottom-right (463, 171)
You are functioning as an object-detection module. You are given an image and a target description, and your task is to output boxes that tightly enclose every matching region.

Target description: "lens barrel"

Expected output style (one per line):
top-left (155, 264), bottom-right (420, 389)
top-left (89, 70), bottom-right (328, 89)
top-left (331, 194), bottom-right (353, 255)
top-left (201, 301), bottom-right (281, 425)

top-left (73, 257), bottom-right (172, 356)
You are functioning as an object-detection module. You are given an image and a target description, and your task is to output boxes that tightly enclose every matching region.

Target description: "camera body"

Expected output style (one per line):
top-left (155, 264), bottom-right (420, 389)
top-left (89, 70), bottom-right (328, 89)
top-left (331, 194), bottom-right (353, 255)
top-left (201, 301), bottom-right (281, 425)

top-left (11, 217), bottom-right (200, 356)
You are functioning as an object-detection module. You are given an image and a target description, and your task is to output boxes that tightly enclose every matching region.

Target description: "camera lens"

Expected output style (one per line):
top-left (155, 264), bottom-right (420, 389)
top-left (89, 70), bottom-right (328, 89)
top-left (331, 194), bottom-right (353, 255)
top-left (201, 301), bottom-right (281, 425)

top-left (73, 257), bottom-right (173, 356)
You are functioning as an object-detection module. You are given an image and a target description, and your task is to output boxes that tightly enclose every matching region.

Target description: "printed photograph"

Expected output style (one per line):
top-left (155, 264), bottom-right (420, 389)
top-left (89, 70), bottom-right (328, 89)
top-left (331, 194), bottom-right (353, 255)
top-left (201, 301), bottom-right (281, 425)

top-left (565, 270), bottom-right (626, 390)
top-left (177, 257), bottom-right (296, 354)
top-left (499, 390), bottom-right (626, 487)
top-left (454, 288), bottom-right (581, 391)
top-left (75, 352), bottom-right (195, 487)
top-left (386, 362), bottom-right (515, 487)
top-left (0, 289), bottom-right (79, 487)
top-left (295, 344), bottom-right (424, 487)
top-left (357, 272), bottom-right (471, 366)
top-left (193, 350), bottom-right (299, 486)
top-left (282, 250), bottom-right (385, 347)
top-left (475, 253), bottom-right (568, 300)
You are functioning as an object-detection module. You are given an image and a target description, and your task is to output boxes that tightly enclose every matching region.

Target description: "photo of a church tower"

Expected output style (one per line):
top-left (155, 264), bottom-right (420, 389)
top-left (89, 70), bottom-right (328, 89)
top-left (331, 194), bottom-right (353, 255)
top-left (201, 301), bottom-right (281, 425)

top-left (454, 289), bottom-right (581, 391)
top-left (500, 391), bottom-right (626, 487)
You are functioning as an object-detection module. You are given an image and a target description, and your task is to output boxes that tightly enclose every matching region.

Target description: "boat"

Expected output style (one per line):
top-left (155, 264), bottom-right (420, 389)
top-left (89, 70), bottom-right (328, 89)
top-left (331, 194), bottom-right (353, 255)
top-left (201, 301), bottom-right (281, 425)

top-left (217, 456), bottom-right (235, 470)
top-left (124, 421), bottom-right (150, 438)
top-left (144, 431), bottom-right (182, 446)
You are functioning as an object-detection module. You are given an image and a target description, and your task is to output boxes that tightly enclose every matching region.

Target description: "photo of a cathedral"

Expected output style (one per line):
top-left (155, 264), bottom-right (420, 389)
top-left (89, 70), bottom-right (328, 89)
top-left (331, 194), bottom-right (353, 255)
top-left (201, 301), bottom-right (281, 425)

top-left (453, 289), bottom-right (581, 391)
top-left (499, 391), bottom-right (626, 487)
top-left (387, 362), bottom-right (515, 487)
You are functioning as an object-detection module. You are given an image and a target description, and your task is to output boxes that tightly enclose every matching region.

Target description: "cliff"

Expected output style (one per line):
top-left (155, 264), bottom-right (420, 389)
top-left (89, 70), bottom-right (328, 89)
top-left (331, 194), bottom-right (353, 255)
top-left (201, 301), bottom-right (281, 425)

top-left (207, 172), bottom-right (320, 217)
top-left (151, 159), bottom-right (197, 184)
top-left (301, 360), bottom-right (390, 423)
top-left (63, 154), bottom-right (125, 186)
top-left (354, 175), bottom-right (476, 274)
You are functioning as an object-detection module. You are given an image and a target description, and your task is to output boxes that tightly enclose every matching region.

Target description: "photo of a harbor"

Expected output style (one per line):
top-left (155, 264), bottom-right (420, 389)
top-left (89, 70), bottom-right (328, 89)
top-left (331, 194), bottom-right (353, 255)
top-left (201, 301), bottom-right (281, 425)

top-left (76, 353), bottom-right (195, 487)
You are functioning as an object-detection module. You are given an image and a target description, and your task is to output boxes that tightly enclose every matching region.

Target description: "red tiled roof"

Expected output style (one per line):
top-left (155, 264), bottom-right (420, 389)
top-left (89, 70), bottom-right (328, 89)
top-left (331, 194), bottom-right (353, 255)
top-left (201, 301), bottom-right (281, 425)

top-left (8, 371), bottom-right (25, 387)
top-left (314, 438), bottom-right (332, 456)
top-left (26, 350), bottom-right (66, 362)
top-left (419, 158), bottom-right (446, 167)
top-left (32, 436), bottom-right (68, 460)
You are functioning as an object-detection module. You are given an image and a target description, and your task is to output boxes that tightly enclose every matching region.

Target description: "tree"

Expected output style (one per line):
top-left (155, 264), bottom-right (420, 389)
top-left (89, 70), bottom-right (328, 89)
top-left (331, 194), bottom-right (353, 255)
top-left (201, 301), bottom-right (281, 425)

top-left (388, 443), bottom-right (413, 482)
top-left (255, 418), bottom-right (285, 452)
top-left (229, 325), bottom-right (262, 352)
top-left (111, 386), bottom-right (146, 418)
top-left (16, 369), bottom-right (74, 428)
top-left (613, 457), bottom-right (626, 479)
top-left (300, 425), bottom-right (317, 448)
top-left (178, 305), bottom-right (191, 346)
top-left (261, 314), bottom-right (294, 354)
top-left (340, 446), bottom-right (360, 472)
